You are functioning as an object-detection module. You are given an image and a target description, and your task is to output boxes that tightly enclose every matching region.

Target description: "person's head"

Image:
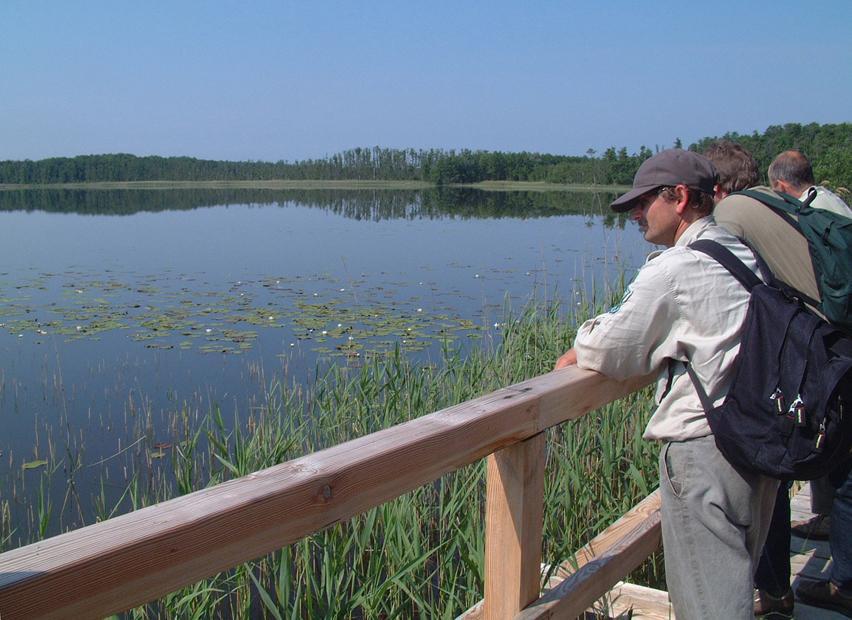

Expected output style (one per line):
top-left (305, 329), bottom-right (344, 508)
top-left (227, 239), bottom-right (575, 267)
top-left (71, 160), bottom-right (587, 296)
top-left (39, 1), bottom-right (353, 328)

top-left (703, 140), bottom-right (759, 202)
top-left (610, 149), bottom-right (716, 247)
top-left (768, 150), bottom-right (815, 196)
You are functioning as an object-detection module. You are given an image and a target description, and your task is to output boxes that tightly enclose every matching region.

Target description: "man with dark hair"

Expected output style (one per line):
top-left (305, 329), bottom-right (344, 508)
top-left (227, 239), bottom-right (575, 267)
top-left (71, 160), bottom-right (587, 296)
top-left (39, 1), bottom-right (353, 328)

top-left (768, 150), bottom-right (852, 217)
top-left (704, 139), bottom-right (759, 200)
top-left (714, 146), bottom-right (852, 617)
top-left (555, 149), bottom-right (777, 619)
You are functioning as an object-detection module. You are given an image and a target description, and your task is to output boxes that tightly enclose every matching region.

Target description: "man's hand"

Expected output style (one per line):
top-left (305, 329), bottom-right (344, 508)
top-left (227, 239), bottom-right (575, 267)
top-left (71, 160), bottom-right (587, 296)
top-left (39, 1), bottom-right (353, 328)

top-left (554, 348), bottom-right (578, 370)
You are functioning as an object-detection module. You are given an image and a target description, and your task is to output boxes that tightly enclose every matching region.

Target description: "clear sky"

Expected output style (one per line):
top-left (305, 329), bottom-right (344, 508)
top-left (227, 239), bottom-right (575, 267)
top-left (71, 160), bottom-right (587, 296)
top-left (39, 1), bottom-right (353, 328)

top-left (1, 1), bottom-right (850, 162)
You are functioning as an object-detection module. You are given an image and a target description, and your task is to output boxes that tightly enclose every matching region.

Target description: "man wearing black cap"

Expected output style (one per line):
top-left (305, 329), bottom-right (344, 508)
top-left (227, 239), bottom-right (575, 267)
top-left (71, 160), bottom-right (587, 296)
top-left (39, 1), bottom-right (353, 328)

top-left (555, 149), bottom-right (778, 619)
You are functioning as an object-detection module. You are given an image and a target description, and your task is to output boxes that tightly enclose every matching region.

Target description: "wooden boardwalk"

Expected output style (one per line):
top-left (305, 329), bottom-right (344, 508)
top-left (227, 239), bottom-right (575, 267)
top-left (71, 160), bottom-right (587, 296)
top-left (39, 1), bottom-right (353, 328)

top-left (586, 483), bottom-right (845, 619)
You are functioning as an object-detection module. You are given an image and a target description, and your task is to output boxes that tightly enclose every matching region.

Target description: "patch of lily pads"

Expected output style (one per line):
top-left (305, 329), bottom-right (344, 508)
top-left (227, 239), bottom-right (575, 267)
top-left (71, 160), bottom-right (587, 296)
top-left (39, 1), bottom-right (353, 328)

top-left (0, 272), bottom-right (487, 359)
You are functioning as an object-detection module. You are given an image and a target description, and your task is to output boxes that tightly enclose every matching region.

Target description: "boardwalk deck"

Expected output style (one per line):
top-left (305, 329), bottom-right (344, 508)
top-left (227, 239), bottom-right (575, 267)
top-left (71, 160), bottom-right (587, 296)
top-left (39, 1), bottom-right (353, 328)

top-left (587, 483), bottom-right (846, 619)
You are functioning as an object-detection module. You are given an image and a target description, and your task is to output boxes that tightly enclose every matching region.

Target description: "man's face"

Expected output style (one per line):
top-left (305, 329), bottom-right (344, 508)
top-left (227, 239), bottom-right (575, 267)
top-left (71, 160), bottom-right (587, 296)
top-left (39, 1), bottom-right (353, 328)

top-left (630, 187), bottom-right (681, 247)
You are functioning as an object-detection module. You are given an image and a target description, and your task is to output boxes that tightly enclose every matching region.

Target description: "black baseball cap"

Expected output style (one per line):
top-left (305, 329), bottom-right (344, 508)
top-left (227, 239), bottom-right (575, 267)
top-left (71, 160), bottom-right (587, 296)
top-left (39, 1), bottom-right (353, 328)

top-left (610, 149), bottom-right (717, 212)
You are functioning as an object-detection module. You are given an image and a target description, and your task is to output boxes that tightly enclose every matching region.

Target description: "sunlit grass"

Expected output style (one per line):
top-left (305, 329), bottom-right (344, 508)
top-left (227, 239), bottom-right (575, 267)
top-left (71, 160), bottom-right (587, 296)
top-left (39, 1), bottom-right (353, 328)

top-left (3, 297), bottom-right (661, 618)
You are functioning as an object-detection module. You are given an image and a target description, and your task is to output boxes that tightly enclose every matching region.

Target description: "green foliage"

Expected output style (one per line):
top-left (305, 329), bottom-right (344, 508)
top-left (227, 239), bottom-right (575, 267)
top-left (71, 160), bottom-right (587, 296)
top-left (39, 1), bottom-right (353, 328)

top-left (691, 122), bottom-right (852, 188)
top-left (5, 123), bottom-right (848, 188)
top-left (0, 123), bottom-right (852, 187)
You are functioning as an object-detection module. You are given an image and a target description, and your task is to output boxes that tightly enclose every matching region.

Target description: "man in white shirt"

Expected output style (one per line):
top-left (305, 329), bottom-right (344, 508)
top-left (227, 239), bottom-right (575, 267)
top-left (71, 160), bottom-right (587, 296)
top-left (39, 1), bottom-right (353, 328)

top-left (555, 149), bottom-right (778, 619)
top-left (768, 150), bottom-right (852, 218)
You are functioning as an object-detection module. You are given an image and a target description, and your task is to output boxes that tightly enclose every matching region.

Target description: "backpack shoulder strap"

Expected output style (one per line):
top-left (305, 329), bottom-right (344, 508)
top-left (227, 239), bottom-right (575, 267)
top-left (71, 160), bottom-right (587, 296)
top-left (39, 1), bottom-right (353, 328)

top-left (688, 239), bottom-right (762, 291)
top-left (734, 189), bottom-right (803, 232)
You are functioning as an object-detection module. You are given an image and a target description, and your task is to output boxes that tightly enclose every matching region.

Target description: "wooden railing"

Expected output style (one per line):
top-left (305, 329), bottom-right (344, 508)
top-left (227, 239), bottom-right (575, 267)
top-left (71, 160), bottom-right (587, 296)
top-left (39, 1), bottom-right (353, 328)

top-left (0, 366), bottom-right (655, 619)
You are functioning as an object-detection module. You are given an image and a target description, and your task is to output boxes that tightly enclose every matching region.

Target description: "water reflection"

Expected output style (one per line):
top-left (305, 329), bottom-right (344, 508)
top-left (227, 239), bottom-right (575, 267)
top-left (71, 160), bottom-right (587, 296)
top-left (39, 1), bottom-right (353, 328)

top-left (0, 187), bottom-right (625, 225)
top-left (0, 188), bottom-right (645, 547)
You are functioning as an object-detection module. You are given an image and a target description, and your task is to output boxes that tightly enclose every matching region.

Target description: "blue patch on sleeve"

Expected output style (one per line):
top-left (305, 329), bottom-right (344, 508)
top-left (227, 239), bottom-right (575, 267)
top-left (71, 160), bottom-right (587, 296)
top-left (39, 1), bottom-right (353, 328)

top-left (608, 288), bottom-right (633, 314)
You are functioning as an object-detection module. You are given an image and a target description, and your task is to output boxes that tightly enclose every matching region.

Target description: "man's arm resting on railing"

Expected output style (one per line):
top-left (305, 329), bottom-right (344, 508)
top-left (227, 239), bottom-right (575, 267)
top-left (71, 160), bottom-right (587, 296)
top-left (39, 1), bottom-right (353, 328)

top-left (554, 348), bottom-right (577, 370)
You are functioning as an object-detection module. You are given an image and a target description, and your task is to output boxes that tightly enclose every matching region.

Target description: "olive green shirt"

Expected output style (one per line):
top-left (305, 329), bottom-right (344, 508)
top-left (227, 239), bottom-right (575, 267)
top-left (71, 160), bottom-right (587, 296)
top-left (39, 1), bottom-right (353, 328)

top-left (713, 186), bottom-right (820, 305)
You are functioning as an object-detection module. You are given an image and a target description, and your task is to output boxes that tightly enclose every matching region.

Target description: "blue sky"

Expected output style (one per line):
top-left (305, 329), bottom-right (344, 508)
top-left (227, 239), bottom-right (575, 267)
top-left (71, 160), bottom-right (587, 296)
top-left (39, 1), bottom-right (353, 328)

top-left (1, 1), bottom-right (850, 162)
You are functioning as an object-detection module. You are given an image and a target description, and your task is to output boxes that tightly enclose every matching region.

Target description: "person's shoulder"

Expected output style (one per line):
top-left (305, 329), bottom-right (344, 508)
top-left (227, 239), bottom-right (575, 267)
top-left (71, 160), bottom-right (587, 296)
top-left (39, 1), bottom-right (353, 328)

top-left (714, 186), bottom-right (781, 230)
top-left (716, 186), bottom-right (777, 212)
top-left (811, 186), bottom-right (852, 218)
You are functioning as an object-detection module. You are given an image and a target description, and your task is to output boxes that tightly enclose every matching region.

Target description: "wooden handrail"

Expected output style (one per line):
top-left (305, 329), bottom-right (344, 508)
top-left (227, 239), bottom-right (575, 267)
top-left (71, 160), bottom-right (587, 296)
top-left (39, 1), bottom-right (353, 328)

top-left (0, 367), bottom-right (652, 619)
top-left (458, 490), bottom-right (662, 619)
top-left (518, 490), bottom-right (662, 619)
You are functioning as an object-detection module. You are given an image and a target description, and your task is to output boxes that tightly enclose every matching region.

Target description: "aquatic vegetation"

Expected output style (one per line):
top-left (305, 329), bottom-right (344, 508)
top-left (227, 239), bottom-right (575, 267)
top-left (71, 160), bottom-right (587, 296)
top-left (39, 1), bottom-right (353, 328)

top-left (0, 299), bottom-right (661, 618)
top-left (0, 271), bottom-right (488, 359)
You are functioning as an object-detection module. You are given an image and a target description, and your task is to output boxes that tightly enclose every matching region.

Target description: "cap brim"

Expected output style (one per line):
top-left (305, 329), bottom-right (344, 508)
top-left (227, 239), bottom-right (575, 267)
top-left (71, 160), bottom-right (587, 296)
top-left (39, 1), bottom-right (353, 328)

top-left (609, 185), bottom-right (658, 212)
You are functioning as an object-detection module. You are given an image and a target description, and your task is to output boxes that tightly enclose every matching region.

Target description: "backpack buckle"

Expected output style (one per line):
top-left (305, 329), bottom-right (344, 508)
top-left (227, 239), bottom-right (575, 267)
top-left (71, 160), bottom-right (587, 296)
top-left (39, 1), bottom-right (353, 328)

top-left (815, 420), bottom-right (827, 453)
top-left (771, 388), bottom-right (786, 414)
top-left (789, 397), bottom-right (807, 427)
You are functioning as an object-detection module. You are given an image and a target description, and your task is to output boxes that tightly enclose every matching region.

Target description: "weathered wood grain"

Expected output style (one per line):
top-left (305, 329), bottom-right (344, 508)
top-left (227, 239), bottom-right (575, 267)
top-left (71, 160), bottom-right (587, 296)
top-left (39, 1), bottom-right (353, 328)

top-left (483, 433), bottom-right (545, 619)
top-left (516, 490), bottom-right (662, 620)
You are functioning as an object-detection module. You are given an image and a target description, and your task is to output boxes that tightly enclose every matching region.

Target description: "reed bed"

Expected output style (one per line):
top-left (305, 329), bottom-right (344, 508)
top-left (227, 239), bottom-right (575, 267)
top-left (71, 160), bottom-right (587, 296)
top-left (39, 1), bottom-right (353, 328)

top-left (3, 298), bottom-right (661, 618)
top-left (133, 301), bottom-right (656, 618)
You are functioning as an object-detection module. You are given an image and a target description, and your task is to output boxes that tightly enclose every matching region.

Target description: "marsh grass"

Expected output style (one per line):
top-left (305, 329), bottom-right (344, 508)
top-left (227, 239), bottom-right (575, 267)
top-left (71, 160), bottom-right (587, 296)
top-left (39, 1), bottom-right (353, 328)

top-left (2, 295), bottom-right (660, 618)
top-left (95, 298), bottom-right (657, 618)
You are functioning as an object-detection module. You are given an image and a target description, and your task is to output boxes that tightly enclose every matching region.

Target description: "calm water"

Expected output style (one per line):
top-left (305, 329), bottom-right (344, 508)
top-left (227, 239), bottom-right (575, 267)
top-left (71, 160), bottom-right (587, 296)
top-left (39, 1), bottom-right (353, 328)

top-left (0, 187), bottom-right (650, 544)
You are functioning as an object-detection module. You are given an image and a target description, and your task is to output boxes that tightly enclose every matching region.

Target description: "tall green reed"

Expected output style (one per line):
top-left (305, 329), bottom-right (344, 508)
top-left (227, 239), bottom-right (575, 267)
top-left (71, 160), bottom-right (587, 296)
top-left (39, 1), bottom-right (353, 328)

top-left (112, 298), bottom-right (660, 618)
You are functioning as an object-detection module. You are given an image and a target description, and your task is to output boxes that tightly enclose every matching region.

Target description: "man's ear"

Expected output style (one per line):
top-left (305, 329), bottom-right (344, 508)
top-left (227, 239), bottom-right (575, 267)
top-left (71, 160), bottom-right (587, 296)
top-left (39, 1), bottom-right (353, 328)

top-left (773, 179), bottom-right (793, 195)
top-left (674, 184), bottom-right (691, 214)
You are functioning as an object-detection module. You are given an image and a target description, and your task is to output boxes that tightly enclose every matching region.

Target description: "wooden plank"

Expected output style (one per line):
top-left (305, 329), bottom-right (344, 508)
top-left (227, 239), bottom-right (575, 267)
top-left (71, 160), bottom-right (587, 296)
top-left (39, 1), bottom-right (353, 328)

top-left (791, 551), bottom-right (833, 581)
top-left (0, 367), bottom-right (653, 619)
top-left (515, 490), bottom-right (662, 620)
top-left (791, 537), bottom-right (832, 560)
top-left (605, 582), bottom-right (673, 619)
top-left (483, 433), bottom-right (545, 618)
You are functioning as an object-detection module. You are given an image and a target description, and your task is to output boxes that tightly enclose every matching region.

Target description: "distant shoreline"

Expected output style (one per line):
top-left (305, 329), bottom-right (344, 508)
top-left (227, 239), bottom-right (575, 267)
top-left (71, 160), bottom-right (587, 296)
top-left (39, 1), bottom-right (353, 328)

top-left (0, 179), bottom-right (630, 192)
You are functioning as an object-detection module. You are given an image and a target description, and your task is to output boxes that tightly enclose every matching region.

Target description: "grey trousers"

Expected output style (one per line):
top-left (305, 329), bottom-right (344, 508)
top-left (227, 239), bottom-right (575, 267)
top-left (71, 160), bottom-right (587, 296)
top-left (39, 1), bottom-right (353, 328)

top-left (659, 435), bottom-right (778, 619)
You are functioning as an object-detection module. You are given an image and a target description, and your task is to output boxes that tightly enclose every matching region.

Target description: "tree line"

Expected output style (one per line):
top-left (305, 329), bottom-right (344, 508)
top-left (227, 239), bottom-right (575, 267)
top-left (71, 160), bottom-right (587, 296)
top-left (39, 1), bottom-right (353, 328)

top-left (1, 123), bottom-right (849, 188)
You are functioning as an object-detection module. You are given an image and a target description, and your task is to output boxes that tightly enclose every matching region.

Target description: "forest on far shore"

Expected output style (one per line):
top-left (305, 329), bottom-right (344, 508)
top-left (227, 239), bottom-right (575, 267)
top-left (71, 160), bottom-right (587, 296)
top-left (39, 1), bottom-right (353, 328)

top-left (1, 122), bottom-right (850, 189)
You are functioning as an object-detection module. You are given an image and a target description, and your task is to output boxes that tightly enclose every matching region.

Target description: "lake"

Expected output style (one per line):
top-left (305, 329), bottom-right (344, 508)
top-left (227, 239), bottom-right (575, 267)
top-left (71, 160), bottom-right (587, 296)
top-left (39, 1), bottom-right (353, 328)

top-left (0, 187), bottom-right (650, 545)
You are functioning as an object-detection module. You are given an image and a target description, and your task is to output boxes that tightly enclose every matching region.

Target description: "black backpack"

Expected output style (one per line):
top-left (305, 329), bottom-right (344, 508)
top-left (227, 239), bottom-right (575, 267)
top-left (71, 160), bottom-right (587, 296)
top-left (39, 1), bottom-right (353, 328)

top-left (733, 188), bottom-right (852, 334)
top-left (687, 239), bottom-right (852, 480)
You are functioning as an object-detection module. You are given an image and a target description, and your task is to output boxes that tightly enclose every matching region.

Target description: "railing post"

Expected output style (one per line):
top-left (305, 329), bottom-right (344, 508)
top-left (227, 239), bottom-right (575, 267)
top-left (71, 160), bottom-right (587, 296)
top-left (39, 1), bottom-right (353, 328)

top-left (483, 432), bottom-right (545, 619)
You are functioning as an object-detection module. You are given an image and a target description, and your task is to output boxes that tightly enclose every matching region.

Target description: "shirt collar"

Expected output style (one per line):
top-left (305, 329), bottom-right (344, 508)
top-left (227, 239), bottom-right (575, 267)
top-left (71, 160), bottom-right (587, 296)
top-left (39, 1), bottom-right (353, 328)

top-left (675, 215), bottom-right (716, 248)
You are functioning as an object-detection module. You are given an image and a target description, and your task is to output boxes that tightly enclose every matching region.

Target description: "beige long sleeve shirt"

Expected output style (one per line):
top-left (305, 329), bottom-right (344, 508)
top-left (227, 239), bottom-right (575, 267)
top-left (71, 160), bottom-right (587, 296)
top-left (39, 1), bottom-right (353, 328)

top-left (574, 217), bottom-right (760, 442)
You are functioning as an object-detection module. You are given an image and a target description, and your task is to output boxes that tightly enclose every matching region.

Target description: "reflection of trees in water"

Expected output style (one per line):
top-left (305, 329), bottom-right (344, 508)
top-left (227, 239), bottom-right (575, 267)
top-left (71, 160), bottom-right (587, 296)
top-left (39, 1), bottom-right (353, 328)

top-left (0, 188), bottom-right (626, 228)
